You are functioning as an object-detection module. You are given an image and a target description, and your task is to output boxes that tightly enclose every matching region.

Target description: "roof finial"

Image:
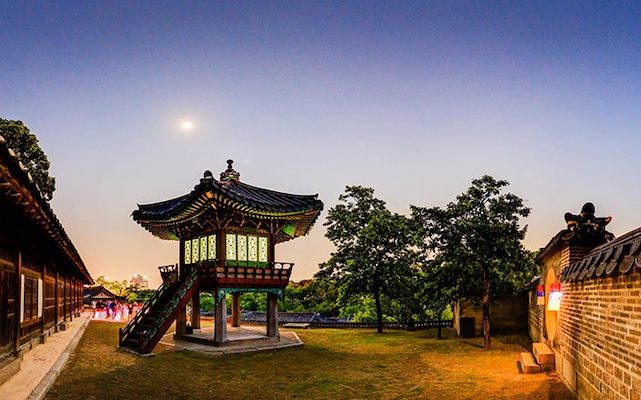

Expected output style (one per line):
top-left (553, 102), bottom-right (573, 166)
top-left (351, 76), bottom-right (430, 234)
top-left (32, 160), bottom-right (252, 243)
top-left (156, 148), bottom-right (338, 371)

top-left (220, 159), bottom-right (240, 182)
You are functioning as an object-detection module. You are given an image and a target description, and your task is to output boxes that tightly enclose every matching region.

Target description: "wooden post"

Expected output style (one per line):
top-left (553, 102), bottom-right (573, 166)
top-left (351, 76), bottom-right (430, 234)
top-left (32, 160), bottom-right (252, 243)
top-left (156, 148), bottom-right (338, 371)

top-left (178, 239), bottom-right (185, 280)
top-left (231, 292), bottom-right (241, 327)
top-left (54, 271), bottom-right (59, 332)
top-left (191, 289), bottom-right (200, 330)
top-left (214, 293), bottom-right (227, 345)
top-left (14, 249), bottom-right (22, 352)
top-left (62, 275), bottom-right (67, 322)
top-left (69, 277), bottom-right (73, 322)
top-left (266, 292), bottom-right (279, 339)
top-left (41, 262), bottom-right (46, 337)
top-left (176, 305), bottom-right (187, 336)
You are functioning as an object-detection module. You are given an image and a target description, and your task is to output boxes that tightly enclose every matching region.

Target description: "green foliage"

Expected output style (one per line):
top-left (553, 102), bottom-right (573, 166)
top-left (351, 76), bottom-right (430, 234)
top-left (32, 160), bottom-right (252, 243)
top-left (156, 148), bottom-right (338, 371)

top-left (94, 276), bottom-right (131, 297)
top-left (412, 175), bottom-right (532, 348)
top-left (317, 186), bottom-right (418, 332)
top-left (240, 292), bottom-right (267, 312)
top-left (127, 289), bottom-right (155, 303)
top-left (199, 292), bottom-right (216, 312)
top-left (0, 118), bottom-right (56, 200)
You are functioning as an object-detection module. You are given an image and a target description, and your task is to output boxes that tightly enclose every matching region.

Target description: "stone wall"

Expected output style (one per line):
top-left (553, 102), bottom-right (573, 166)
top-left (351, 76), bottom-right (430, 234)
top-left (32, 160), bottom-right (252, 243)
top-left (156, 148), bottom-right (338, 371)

top-left (454, 294), bottom-right (529, 336)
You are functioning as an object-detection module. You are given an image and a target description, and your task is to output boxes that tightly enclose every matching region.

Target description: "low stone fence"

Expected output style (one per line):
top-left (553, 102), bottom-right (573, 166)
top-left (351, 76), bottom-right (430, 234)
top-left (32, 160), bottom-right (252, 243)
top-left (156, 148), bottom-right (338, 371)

top-left (241, 319), bottom-right (453, 330)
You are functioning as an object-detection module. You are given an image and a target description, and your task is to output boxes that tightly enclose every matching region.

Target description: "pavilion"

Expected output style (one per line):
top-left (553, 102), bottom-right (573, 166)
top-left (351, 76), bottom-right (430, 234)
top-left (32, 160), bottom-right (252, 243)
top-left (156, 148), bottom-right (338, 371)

top-left (119, 160), bottom-right (323, 354)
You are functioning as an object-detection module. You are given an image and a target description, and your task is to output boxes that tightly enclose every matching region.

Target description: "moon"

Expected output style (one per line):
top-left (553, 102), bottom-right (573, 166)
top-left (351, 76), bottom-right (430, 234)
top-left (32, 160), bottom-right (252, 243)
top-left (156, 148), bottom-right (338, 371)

top-left (180, 120), bottom-right (194, 131)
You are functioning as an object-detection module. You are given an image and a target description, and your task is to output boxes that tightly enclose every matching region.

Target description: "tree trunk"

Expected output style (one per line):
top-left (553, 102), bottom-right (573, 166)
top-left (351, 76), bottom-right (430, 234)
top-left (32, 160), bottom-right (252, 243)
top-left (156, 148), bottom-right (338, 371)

top-left (482, 267), bottom-right (491, 350)
top-left (437, 309), bottom-right (443, 340)
top-left (373, 275), bottom-right (383, 334)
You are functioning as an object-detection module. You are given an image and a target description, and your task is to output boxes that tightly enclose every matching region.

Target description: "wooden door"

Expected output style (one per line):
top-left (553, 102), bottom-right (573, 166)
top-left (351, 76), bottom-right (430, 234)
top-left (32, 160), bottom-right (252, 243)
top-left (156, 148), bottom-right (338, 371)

top-left (0, 268), bottom-right (17, 355)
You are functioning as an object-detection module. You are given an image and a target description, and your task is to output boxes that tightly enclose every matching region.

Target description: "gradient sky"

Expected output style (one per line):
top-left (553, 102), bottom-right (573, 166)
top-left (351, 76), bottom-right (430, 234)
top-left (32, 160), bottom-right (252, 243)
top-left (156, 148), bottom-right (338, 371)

top-left (2, 2), bottom-right (641, 287)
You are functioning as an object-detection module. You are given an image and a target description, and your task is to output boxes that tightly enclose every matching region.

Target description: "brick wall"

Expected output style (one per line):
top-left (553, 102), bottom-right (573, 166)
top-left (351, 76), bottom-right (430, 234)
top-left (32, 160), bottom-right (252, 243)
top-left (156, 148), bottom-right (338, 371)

top-left (558, 271), bottom-right (641, 400)
top-left (532, 242), bottom-right (641, 399)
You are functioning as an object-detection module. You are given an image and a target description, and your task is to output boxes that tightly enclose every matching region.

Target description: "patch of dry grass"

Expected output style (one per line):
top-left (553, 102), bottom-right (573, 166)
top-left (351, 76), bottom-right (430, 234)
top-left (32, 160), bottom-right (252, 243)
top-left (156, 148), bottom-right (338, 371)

top-left (46, 321), bottom-right (574, 400)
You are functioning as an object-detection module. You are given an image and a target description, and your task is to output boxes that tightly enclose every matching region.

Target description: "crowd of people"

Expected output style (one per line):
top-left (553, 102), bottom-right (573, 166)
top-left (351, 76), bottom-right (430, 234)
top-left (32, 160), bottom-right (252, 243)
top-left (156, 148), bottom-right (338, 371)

top-left (90, 300), bottom-right (141, 321)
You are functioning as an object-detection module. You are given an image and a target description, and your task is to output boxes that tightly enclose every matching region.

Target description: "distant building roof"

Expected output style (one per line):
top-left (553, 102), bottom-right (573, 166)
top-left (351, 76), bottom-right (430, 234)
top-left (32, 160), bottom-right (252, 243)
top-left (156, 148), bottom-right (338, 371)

top-left (83, 285), bottom-right (125, 301)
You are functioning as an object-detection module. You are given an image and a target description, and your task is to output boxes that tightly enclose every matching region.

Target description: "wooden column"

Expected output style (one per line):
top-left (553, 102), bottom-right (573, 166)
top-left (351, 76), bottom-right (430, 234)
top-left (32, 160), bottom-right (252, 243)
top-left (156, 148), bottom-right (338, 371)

top-left (54, 271), bottom-right (59, 331)
top-left (62, 275), bottom-right (67, 322)
top-left (231, 292), bottom-right (241, 327)
top-left (41, 262), bottom-right (46, 336)
top-left (176, 305), bottom-right (187, 336)
top-left (266, 292), bottom-right (279, 339)
top-left (191, 290), bottom-right (200, 330)
top-left (69, 277), bottom-right (73, 322)
top-left (178, 239), bottom-right (185, 280)
top-left (214, 294), bottom-right (227, 345)
top-left (14, 249), bottom-right (22, 352)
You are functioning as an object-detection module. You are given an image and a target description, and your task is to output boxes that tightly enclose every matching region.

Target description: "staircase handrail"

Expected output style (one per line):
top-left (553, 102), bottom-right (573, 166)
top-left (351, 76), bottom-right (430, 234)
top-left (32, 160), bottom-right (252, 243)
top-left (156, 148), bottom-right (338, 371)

top-left (118, 263), bottom-right (179, 347)
top-left (139, 265), bottom-right (200, 350)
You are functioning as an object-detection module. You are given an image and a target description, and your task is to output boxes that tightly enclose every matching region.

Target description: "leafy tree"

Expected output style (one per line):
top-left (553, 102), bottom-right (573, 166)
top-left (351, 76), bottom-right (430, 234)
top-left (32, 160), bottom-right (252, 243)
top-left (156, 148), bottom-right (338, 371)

top-left (318, 186), bottom-right (417, 333)
top-left (411, 176), bottom-right (531, 349)
top-left (93, 276), bottom-right (132, 298)
top-left (0, 118), bottom-right (56, 200)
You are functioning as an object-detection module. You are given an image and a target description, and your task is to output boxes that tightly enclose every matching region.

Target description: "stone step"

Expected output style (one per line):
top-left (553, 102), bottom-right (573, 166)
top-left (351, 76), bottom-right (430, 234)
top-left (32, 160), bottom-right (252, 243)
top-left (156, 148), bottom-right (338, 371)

top-left (533, 342), bottom-right (555, 366)
top-left (519, 352), bottom-right (541, 374)
top-left (0, 354), bottom-right (22, 385)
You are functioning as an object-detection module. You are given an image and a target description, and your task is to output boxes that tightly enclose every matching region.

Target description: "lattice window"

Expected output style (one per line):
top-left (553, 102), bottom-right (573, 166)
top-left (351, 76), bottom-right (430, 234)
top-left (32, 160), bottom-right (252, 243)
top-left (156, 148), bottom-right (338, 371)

top-left (237, 235), bottom-right (248, 261)
top-left (184, 240), bottom-right (191, 264)
top-left (248, 236), bottom-right (258, 262)
top-left (258, 237), bottom-right (268, 263)
top-left (200, 237), bottom-right (207, 261)
top-left (23, 275), bottom-right (38, 321)
top-left (192, 238), bottom-right (200, 263)
top-left (208, 235), bottom-right (216, 260)
top-left (226, 234), bottom-right (237, 260)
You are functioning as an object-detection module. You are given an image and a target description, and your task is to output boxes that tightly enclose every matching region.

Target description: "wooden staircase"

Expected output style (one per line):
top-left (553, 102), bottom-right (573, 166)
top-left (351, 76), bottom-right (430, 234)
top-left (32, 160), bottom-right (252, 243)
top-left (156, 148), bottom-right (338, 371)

top-left (119, 265), bottom-right (199, 355)
top-left (519, 342), bottom-right (555, 374)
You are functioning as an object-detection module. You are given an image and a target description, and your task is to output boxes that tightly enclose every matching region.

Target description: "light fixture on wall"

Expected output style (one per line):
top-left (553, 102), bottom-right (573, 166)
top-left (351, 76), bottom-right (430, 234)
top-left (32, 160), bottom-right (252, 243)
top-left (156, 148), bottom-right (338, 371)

top-left (536, 285), bottom-right (545, 305)
top-left (547, 282), bottom-right (562, 311)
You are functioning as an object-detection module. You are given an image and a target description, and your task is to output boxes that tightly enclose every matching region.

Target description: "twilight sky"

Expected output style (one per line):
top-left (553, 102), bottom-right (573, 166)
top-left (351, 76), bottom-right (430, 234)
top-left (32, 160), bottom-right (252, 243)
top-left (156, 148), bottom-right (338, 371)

top-left (2, 2), bottom-right (641, 287)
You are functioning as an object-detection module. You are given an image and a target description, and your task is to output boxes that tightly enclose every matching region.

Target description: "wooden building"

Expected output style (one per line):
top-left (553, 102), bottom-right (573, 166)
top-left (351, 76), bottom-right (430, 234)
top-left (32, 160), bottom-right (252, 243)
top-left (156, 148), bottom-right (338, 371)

top-left (119, 160), bottom-right (323, 354)
top-left (0, 135), bottom-right (92, 374)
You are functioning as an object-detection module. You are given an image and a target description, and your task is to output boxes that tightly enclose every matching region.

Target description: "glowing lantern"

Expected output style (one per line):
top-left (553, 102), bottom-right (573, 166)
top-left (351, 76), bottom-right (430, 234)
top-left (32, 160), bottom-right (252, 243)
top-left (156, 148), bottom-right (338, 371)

top-left (536, 285), bottom-right (545, 305)
top-left (547, 282), bottom-right (562, 311)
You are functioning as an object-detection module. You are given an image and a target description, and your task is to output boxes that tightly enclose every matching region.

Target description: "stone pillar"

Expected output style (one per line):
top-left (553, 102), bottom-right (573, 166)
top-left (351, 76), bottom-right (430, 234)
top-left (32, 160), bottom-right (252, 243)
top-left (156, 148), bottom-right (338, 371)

top-left (176, 305), bottom-right (187, 336)
top-left (191, 291), bottom-right (201, 330)
top-left (231, 293), bottom-right (241, 328)
top-left (214, 294), bottom-right (227, 345)
top-left (266, 292), bottom-right (279, 339)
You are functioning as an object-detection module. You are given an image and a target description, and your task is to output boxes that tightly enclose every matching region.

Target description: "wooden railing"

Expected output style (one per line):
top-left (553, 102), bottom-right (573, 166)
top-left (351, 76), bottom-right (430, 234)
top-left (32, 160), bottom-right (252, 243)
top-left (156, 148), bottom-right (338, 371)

top-left (196, 260), bottom-right (293, 284)
top-left (139, 266), bottom-right (199, 351)
top-left (118, 266), bottom-right (179, 349)
top-left (158, 264), bottom-right (178, 283)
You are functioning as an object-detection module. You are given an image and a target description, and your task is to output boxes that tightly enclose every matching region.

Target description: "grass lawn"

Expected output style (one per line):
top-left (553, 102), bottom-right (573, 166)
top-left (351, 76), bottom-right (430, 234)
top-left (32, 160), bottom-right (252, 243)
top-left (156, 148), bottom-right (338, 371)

top-left (46, 321), bottom-right (574, 400)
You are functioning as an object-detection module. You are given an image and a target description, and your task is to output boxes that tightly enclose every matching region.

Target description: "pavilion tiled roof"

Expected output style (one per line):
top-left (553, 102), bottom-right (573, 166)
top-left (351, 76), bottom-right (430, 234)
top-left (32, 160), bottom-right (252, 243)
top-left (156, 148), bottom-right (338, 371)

top-left (135, 179), bottom-right (323, 220)
top-left (132, 161), bottom-right (323, 241)
top-left (0, 135), bottom-right (93, 284)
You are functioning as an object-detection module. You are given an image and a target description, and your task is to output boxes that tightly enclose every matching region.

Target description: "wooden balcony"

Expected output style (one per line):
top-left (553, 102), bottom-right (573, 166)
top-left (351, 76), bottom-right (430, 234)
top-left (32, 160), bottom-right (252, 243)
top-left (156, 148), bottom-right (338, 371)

top-left (159, 260), bottom-right (294, 289)
top-left (201, 260), bottom-right (293, 288)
